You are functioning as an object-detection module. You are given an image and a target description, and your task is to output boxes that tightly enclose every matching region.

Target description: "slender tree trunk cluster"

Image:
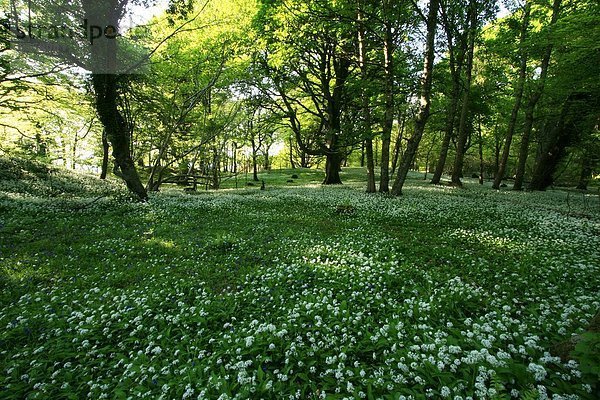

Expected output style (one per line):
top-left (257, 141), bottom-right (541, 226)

top-left (493, 2), bottom-right (530, 189)
top-left (357, 3), bottom-right (376, 193)
top-left (379, 1), bottom-right (395, 193)
top-left (450, 0), bottom-right (477, 187)
top-left (391, 0), bottom-right (439, 196)
top-left (514, 0), bottom-right (562, 191)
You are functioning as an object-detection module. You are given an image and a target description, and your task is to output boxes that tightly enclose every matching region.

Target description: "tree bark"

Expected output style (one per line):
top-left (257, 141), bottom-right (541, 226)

top-left (514, 0), bottom-right (561, 190)
top-left (100, 129), bottom-right (109, 180)
top-left (379, 4), bottom-right (394, 193)
top-left (450, 0), bottom-right (477, 187)
top-left (529, 94), bottom-right (581, 191)
top-left (288, 136), bottom-right (296, 169)
top-left (365, 139), bottom-right (376, 192)
top-left (430, 98), bottom-right (458, 184)
top-left (324, 153), bottom-right (343, 184)
top-left (494, 129), bottom-right (500, 178)
top-left (212, 146), bottom-right (220, 189)
top-left (430, 1), bottom-right (464, 185)
top-left (358, 3), bottom-right (376, 192)
top-left (513, 102), bottom-right (535, 190)
top-left (478, 117), bottom-right (484, 185)
top-left (92, 74), bottom-right (147, 200)
top-left (391, 0), bottom-right (439, 196)
top-left (391, 110), bottom-right (406, 176)
top-left (360, 141), bottom-right (365, 167)
top-left (493, 2), bottom-right (530, 189)
top-left (251, 137), bottom-right (259, 181)
top-left (264, 148), bottom-right (270, 170)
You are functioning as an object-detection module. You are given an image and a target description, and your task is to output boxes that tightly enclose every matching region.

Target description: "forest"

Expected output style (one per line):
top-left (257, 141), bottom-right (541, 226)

top-left (1, 0), bottom-right (599, 399)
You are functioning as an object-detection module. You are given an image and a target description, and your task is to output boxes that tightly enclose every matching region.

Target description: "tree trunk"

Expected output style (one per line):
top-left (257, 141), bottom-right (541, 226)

top-left (514, 0), bottom-right (561, 191)
top-left (379, 7), bottom-right (394, 193)
top-left (391, 111), bottom-right (406, 176)
top-left (391, 0), bottom-right (439, 196)
top-left (301, 151), bottom-right (308, 168)
top-left (360, 141), bottom-right (365, 167)
top-left (72, 130), bottom-right (78, 170)
top-left (233, 142), bottom-right (238, 173)
top-left (494, 130), bottom-right (500, 178)
top-left (83, 1), bottom-right (146, 200)
top-left (493, 2), bottom-right (530, 189)
top-left (424, 135), bottom-right (436, 181)
top-left (146, 130), bottom-right (174, 192)
top-left (252, 153), bottom-right (259, 181)
top-left (288, 136), bottom-right (296, 169)
top-left (450, 0), bottom-right (477, 187)
top-left (264, 148), bottom-right (269, 170)
top-left (478, 117), bottom-right (484, 185)
top-left (92, 73), bottom-right (147, 200)
top-left (251, 133), bottom-right (259, 181)
top-left (100, 129), bottom-right (109, 180)
top-left (576, 158), bottom-right (592, 190)
top-left (430, 101), bottom-right (457, 184)
top-left (430, 3), bottom-right (463, 185)
top-left (358, 4), bottom-right (376, 193)
top-left (323, 153), bottom-right (343, 184)
top-left (529, 94), bottom-right (581, 191)
top-left (212, 147), bottom-right (220, 189)
top-left (513, 103), bottom-right (534, 190)
top-left (528, 126), bottom-right (564, 191)
top-left (365, 139), bottom-right (376, 192)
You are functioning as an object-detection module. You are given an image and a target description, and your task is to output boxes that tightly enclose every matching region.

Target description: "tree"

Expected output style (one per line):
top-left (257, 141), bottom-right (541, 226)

top-left (390, 0), bottom-right (439, 196)
top-left (492, 1), bottom-right (531, 189)
top-left (513, 0), bottom-right (561, 190)
top-left (254, 0), bottom-right (360, 185)
top-left (526, 0), bottom-right (600, 190)
top-left (357, 0), bottom-right (376, 193)
top-left (241, 95), bottom-right (279, 181)
top-left (449, 0), bottom-right (481, 186)
top-left (430, 0), bottom-right (470, 184)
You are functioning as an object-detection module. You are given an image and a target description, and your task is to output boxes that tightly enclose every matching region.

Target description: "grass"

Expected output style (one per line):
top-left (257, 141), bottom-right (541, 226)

top-left (1, 161), bottom-right (599, 399)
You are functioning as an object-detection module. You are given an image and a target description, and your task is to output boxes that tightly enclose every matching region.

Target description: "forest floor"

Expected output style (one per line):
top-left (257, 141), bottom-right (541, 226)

top-left (1, 160), bottom-right (599, 399)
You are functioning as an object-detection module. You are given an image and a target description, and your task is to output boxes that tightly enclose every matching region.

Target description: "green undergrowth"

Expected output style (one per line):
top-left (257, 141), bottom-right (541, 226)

top-left (1, 161), bottom-right (599, 399)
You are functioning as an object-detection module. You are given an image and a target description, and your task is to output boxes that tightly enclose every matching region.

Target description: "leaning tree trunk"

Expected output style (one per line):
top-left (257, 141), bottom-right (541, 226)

top-left (450, 0), bottom-right (477, 187)
top-left (92, 74), bottom-right (148, 200)
top-left (390, 111), bottom-right (406, 176)
top-left (514, 0), bottom-right (561, 190)
top-left (528, 126), bottom-right (565, 191)
top-left (83, 0), bottom-right (146, 200)
top-left (493, 2), bottom-right (530, 189)
top-left (430, 92), bottom-right (459, 184)
top-left (100, 129), bottom-right (109, 180)
top-left (529, 94), bottom-right (581, 191)
top-left (390, 0), bottom-right (439, 196)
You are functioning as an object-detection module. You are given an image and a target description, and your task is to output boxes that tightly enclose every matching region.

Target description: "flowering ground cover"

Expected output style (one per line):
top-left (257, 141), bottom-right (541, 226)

top-left (1, 166), bottom-right (599, 399)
